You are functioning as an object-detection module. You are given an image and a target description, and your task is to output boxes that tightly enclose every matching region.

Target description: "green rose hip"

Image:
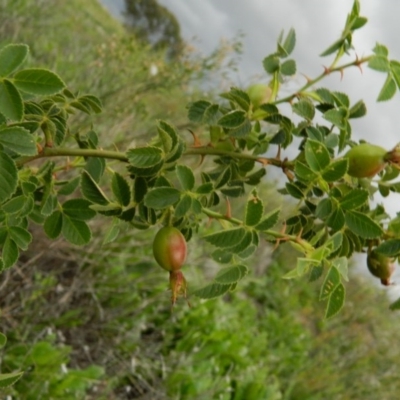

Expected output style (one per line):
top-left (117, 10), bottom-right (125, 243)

top-left (153, 226), bottom-right (187, 272)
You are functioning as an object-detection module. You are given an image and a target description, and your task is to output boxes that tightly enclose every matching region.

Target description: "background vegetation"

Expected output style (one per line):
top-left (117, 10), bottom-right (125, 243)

top-left (0, 0), bottom-right (400, 399)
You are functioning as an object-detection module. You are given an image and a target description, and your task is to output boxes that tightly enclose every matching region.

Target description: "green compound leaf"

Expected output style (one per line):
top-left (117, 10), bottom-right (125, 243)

top-left (13, 68), bottom-right (66, 95)
top-left (62, 215), bottom-right (91, 246)
top-left (345, 211), bottom-right (383, 239)
top-left (0, 371), bottom-right (24, 388)
top-left (375, 239), bottom-right (400, 257)
top-left (144, 187), bottom-right (180, 209)
top-left (325, 283), bottom-right (345, 319)
top-left (339, 188), bottom-right (369, 210)
top-left (0, 126), bottom-right (37, 155)
top-left (80, 171), bottom-right (109, 205)
top-left (320, 266), bottom-right (341, 301)
top-left (321, 158), bottom-right (348, 182)
top-left (245, 190), bottom-right (264, 226)
top-left (305, 139), bottom-right (330, 172)
top-left (0, 152), bottom-right (18, 203)
top-left (176, 164), bottom-right (195, 191)
top-left (0, 43), bottom-right (29, 76)
top-left (193, 282), bottom-right (232, 299)
top-left (111, 172), bottom-right (131, 207)
top-left (214, 264), bottom-right (248, 284)
top-left (203, 227), bottom-right (246, 249)
top-left (217, 110), bottom-right (246, 128)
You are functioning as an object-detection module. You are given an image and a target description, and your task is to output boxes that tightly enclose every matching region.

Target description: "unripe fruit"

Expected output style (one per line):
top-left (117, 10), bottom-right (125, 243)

top-left (345, 143), bottom-right (387, 178)
top-left (152, 226), bottom-right (187, 272)
top-left (367, 249), bottom-right (395, 286)
top-left (247, 83), bottom-right (272, 109)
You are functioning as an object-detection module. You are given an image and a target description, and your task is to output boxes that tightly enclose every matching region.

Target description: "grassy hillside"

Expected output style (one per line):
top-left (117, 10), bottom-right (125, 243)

top-left (1, 1), bottom-right (400, 399)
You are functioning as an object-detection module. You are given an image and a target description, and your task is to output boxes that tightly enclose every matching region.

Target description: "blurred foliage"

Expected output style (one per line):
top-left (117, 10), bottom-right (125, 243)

top-left (0, 0), bottom-right (400, 399)
top-left (124, 0), bottom-right (183, 58)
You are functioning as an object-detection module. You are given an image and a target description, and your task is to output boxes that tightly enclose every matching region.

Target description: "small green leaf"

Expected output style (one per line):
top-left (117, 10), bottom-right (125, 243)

top-left (193, 282), bottom-right (232, 299)
top-left (103, 220), bottom-right (120, 245)
top-left (320, 266), bottom-right (340, 300)
top-left (0, 43), bottom-right (29, 76)
top-left (339, 188), bottom-right (368, 210)
top-left (2, 236), bottom-right (18, 269)
top-left (217, 110), bottom-right (246, 128)
top-left (325, 283), bottom-right (345, 319)
top-left (0, 152), bottom-right (18, 203)
top-left (295, 161), bottom-right (318, 182)
top-left (80, 171), bottom-right (109, 205)
top-left (345, 211), bottom-right (383, 239)
top-left (0, 371), bottom-right (24, 388)
top-left (2, 195), bottom-right (27, 214)
top-left (368, 55), bottom-right (390, 72)
top-left (320, 38), bottom-right (345, 57)
top-left (280, 59), bottom-right (296, 76)
top-left (321, 158), bottom-right (348, 182)
top-left (263, 54), bottom-right (280, 73)
top-left (0, 79), bottom-right (23, 121)
top-left (0, 126), bottom-right (37, 155)
top-left (127, 146), bottom-right (163, 168)
top-left (62, 215), bottom-right (91, 245)
top-left (176, 164), bottom-right (195, 191)
top-left (111, 172), bottom-right (131, 206)
top-left (13, 68), bottom-right (66, 95)
top-left (349, 100), bottom-right (367, 118)
top-left (44, 211), bottom-right (63, 239)
top-left (245, 190), bottom-right (264, 226)
top-left (305, 139), bottom-right (330, 172)
top-left (84, 157), bottom-right (105, 183)
top-left (144, 187), bottom-right (180, 209)
top-left (333, 257), bottom-right (349, 281)
top-left (214, 264), bottom-right (248, 284)
top-left (203, 227), bottom-right (246, 249)
top-left (174, 194), bottom-right (192, 219)
top-left (255, 208), bottom-right (280, 231)
top-left (9, 226), bottom-right (32, 250)
top-left (292, 99), bottom-right (315, 120)
top-left (323, 107), bottom-right (348, 129)
top-left (375, 239), bottom-right (400, 257)
top-left (187, 100), bottom-right (211, 122)
top-left (327, 207), bottom-right (345, 231)
top-left (157, 120), bottom-right (178, 151)
top-left (62, 198), bottom-right (96, 220)
top-left (377, 74), bottom-right (396, 102)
